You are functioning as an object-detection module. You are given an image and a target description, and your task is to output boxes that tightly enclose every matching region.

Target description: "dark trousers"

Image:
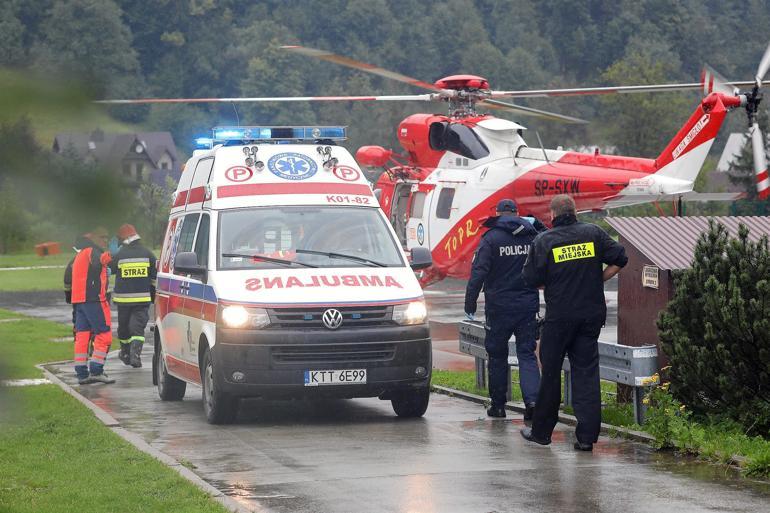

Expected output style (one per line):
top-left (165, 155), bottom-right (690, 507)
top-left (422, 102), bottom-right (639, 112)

top-left (532, 316), bottom-right (602, 444)
top-left (117, 304), bottom-right (150, 343)
top-left (485, 310), bottom-right (540, 408)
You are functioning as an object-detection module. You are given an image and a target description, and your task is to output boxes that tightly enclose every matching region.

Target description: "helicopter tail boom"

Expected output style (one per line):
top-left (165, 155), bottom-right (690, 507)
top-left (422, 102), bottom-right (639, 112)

top-left (654, 92), bottom-right (742, 183)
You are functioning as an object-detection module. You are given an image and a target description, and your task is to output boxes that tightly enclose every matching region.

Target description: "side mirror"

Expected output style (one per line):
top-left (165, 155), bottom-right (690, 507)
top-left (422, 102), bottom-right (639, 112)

top-left (356, 146), bottom-right (392, 167)
top-left (410, 247), bottom-right (432, 271)
top-left (175, 251), bottom-right (207, 281)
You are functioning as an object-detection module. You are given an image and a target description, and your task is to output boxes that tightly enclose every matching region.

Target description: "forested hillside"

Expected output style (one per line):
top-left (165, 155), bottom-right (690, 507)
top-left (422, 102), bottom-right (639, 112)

top-left (3, 0), bottom-right (769, 154)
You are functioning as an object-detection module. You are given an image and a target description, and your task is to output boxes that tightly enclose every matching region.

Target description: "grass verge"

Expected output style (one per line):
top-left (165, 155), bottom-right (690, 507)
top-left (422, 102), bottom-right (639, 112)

top-left (0, 252), bottom-right (71, 268)
top-left (0, 268), bottom-right (65, 292)
top-left (0, 386), bottom-right (228, 513)
top-left (0, 309), bottom-right (228, 512)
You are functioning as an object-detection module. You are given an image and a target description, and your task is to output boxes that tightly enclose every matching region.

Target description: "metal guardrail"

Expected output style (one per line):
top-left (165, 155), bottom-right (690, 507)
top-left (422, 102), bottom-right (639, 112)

top-left (458, 320), bottom-right (659, 424)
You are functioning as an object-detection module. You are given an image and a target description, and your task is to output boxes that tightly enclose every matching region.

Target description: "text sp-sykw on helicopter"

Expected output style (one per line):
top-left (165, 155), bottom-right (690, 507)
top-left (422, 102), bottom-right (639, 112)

top-left (99, 43), bottom-right (770, 286)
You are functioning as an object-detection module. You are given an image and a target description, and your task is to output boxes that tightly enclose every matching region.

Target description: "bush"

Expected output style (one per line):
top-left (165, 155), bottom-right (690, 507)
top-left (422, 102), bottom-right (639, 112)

top-left (658, 221), bottom-right (770, 435)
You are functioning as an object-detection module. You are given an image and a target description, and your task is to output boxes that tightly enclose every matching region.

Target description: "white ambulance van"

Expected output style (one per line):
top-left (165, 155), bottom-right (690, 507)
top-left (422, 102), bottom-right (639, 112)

top-left (153, 127), bottom-right (433, 424)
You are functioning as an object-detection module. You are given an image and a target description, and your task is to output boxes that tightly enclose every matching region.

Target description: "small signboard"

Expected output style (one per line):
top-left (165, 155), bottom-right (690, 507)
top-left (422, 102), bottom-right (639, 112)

top-left (642, 265), bottom-right (659, 289)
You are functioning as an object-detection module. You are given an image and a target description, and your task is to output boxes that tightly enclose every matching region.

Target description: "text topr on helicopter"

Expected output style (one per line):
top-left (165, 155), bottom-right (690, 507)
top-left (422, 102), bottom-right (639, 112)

top-left (97, 43), bottom-right (770, 286)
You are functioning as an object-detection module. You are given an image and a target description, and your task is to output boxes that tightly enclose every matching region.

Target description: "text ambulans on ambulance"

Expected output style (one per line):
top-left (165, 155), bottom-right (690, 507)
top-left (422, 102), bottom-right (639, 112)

top-left (153, 127), bottom-right (433, 424)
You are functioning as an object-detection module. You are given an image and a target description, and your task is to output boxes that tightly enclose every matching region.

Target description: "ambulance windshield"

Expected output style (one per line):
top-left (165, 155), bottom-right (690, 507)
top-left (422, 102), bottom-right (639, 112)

top-left (218, 206), bottom-right (405, 270)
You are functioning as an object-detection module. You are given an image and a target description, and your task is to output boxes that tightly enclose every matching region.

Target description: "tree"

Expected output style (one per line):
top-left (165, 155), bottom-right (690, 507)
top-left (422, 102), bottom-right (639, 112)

top-left (132, 177), bottom-right (176, 248)
top-left (30, 0), bottom-right (140, 101)
top-left (658, 221), bottom-right (770, 435)
top-left (597, 43), bottom-right (694, 157)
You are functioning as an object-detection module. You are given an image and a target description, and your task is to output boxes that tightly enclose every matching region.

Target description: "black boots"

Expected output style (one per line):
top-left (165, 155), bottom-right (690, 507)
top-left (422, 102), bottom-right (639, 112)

top-left (487, 405), bottom-right (507, 418)
top-left (129, 340), bottom-right (143, 368)
top-left (524, 403), bottom-right (535, 424)
top-left (118, 343), bottom-right (131, 366)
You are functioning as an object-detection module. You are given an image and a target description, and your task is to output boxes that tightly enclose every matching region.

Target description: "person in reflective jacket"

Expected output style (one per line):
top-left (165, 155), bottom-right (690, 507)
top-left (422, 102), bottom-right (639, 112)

top-left (465, 199), bottom-right (540, 420)
top-left (109, 224), bottom-right (157, 368)
top-left (520, 194), bottom-right (627, 451)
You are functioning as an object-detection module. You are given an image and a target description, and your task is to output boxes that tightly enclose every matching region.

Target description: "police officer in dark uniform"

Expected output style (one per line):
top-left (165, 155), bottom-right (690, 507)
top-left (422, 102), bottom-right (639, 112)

top-left (465, 199), bottom-right (541, 419)
top-left (520, 195), bottom-right (627, 451)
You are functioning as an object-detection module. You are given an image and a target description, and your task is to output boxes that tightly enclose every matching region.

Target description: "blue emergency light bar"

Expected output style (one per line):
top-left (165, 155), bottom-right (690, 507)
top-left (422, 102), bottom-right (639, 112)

top-left (211, 126), bottom-right (347, 145)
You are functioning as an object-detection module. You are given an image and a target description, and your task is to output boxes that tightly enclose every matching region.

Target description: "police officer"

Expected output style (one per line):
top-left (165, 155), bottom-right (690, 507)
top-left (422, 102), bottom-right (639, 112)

top-left (465, 199), bottom-right (540, 420)
top-left (110, 224), bottom-right (157, 368)
top-left (520, 195), bottom-right (627, 451)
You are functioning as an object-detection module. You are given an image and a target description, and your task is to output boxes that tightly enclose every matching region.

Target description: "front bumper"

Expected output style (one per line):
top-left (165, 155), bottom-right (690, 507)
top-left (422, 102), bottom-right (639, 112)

top-left (213, 324), bottom-right (431, 398)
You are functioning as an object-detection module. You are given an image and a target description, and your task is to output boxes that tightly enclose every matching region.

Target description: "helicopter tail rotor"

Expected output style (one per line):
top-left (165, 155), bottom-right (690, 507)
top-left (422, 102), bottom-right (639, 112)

top-left (747, 42), bottom-right (770, 199)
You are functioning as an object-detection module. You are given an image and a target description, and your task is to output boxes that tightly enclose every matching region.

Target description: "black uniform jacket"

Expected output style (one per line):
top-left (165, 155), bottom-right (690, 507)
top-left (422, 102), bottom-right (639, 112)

top-left (109, 240), bottom-right (157, 304)
top-left (465, 215), bottom-right (539, 316)
top-left (522, 214), bottom-right (627, 322)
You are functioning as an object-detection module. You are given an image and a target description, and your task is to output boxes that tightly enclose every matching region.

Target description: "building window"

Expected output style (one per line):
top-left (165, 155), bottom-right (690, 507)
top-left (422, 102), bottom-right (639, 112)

top-left (161, 162), bottom-right (169, 170)
top-left (134, 163), bottom-right (144, 181)
top-left (436, 188), bottom-right (455, 219)
top-left (122, 163), bottom-right (131, 177)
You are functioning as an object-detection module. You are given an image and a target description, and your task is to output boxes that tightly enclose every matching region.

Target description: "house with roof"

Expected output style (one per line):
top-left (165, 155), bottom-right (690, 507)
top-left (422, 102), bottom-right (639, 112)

top-left (605, 215), bottom-right (770, 366)
top-left (52, 129), bottom-right (182, 186)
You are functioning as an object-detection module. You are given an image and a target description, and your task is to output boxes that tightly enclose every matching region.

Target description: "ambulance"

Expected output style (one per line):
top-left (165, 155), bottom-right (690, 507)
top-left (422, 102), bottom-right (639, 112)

top-left (153, 126), bottom-right (433, 424)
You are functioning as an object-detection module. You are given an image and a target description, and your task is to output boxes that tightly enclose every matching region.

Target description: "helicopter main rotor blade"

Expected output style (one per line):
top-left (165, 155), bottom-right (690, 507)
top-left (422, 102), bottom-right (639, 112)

top-left (94, 94), bottom-right (435, 105)
top-left (480, 99), bottom-right (588, 124)
top-left (750, 123), bottom-right (769, 200)
top-left (280, 45), bottom-right (442, 92)
top-left (490, 80), bottom-right (770, 99)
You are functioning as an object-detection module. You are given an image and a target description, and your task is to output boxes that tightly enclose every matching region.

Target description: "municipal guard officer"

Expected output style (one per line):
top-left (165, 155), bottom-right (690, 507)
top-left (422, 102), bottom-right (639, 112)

top-left (110, 224), bottom-right (157, 368)
top-left (520, 195), bottom-right (627, 451)
top-left (465, 199), bottom-right (540, 420)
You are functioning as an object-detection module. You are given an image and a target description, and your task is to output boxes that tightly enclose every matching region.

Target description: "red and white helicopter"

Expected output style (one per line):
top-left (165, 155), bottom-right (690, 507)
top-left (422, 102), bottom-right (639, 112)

top-left (100, 43), bottom-right (770, 285)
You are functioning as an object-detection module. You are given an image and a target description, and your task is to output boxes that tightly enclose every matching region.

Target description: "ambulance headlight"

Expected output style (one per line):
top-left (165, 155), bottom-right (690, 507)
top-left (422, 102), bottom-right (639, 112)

top-left (392, 300), bottom-right (428, 325)
top-left (221, 305), bottom-right (270, 329)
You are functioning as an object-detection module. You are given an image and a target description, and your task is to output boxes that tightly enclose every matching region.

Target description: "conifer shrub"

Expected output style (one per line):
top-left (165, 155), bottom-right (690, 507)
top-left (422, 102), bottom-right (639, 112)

top-left (658, 221), bottom-right (770, 435)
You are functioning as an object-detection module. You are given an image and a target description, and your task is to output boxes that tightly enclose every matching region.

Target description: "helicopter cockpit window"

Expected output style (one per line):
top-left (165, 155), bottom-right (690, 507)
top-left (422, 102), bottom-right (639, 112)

top-left (428, 122), bottom-right (448, 150)
top-left (428, 122), bottom-right (489, 160)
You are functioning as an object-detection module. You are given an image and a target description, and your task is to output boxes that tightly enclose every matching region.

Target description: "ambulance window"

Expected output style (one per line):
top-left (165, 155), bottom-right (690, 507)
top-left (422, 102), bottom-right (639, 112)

top-left (177, 214), bottom-right (200, 254)
top-left (194, 214), bottom-right (210, 268)
top-left (436, 188), bottom-right (455, 219)
top-left (193, 158), bottom-right (214, 184)
top-left (410, 192), bottom-right (426, 219)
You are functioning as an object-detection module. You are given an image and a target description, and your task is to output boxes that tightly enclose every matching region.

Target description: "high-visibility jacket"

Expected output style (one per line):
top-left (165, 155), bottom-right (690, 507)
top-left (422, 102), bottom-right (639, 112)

top-left (109, 240), bottom-right (157, 304)
top-left (68, 242), bottom-right (111, 304)
top-left (522, 214), bottom-right (627, 322)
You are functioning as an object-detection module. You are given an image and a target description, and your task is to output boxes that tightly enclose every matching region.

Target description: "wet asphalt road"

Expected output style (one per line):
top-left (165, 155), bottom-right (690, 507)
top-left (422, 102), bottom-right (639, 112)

top-left (10, 283), bottom-right (770, 513)
top-left (46, 356), bottom-right (770, 513)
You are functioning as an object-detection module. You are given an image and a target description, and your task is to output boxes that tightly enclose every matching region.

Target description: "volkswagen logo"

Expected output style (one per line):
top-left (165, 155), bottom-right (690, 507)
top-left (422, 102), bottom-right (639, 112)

top-left (322, 309), bottom-right (343, 330)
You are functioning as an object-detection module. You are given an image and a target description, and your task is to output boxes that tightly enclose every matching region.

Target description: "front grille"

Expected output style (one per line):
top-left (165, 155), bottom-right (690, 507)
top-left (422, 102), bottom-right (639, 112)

top-left (272, 343), bottom-right (396, 364)
top-left (267, 305), bottom-right (393, 329)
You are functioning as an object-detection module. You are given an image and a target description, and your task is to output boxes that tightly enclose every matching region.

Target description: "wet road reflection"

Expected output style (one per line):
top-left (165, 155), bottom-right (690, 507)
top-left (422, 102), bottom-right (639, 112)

top-left (46, 355), bottom-right (769, 513)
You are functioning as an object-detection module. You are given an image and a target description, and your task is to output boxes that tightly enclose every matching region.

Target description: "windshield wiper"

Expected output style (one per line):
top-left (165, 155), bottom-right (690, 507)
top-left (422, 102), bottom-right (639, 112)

top-left (295, 249), bottom-right (386, 267)
top-left (221, 253), bottom-right (317, 268)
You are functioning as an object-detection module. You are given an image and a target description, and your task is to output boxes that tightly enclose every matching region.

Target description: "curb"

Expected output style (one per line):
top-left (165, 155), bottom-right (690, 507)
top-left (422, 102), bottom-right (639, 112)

top-left (430, 384), bottom-right (656, 444)
top-left (37, 362), bottom-right (254, 513)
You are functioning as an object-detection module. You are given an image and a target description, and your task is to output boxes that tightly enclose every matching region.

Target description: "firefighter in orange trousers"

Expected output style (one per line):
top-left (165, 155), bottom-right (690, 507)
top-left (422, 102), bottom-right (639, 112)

top-left (69, 227), bottom-right (115, 385)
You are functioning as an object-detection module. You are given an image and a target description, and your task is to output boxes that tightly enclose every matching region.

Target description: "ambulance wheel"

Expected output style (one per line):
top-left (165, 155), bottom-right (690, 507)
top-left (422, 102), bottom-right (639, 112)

top-left (391, 387), bottom-right (430, 418)
top-left (156, 346), bottom-right (186, 401)
top-left (202, 349), bottom-right (238, 424)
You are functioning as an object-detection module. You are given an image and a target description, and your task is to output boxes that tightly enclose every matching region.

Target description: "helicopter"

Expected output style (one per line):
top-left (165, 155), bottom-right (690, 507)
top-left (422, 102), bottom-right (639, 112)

top-left (99, 43), bottom-right (770, 285)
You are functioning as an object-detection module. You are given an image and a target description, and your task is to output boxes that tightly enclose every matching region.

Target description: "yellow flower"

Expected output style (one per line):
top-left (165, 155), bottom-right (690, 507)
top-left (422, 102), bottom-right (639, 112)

top-left (643, 397), bottom-right (650, 405)
top-left (679, 404), bottom-right (686, 412)
top-left (661, 383), bottom-right (670, 391)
